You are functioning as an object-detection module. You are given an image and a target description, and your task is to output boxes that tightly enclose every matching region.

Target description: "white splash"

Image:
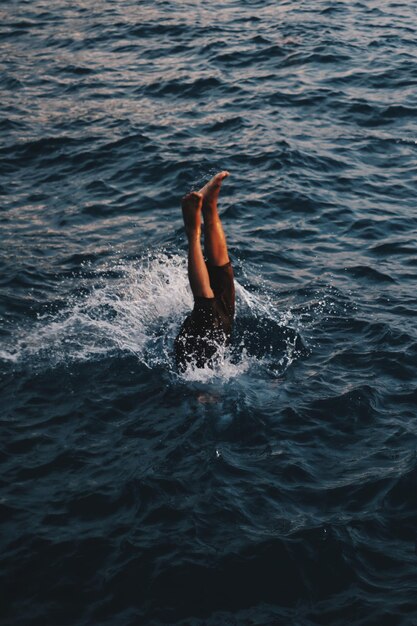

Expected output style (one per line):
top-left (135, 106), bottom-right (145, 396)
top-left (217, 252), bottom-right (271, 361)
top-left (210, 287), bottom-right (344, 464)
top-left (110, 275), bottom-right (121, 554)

top-left (0, 251), bottom-right (305, 381)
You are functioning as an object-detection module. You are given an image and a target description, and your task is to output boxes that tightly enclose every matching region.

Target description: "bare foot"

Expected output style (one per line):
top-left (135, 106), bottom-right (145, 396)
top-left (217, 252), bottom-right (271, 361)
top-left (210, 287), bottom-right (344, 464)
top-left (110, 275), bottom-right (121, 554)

top-left (181, 191), bottom-right (203, 236)
top-left (198, 171), bottom-right (229, 215)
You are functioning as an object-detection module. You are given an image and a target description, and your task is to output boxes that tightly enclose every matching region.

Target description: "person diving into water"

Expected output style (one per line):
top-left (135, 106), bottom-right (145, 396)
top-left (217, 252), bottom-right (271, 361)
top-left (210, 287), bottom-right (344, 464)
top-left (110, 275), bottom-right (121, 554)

top-left (174, 171), bottom-right (235, 371)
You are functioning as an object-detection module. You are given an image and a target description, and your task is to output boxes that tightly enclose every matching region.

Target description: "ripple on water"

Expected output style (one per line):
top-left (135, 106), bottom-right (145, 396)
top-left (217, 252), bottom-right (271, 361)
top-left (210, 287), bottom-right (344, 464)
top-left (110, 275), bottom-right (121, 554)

top-left (2, 0), bottom-right (417, 624)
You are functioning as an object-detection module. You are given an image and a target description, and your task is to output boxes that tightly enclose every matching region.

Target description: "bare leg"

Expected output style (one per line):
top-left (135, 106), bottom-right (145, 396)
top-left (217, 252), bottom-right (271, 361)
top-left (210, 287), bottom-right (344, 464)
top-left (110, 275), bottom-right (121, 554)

top-left (182, 192), bottom-right (214, 299)
top-left (199, 171), bottom-right (230, 266)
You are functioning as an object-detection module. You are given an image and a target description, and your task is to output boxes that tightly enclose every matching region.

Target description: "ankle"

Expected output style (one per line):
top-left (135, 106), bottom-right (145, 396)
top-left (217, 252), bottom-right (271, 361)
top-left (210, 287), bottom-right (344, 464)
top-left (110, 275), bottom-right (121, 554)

top-left (186, 227), bottom-right (201, 241)
top-left (202, 212), bottom-right (219, 225)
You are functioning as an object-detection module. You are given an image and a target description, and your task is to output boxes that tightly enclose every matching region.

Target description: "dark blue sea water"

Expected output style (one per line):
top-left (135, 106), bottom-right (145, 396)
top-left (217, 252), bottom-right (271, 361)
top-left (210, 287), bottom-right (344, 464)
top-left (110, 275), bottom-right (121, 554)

top-left (1, 1), bottom-right (417, 624)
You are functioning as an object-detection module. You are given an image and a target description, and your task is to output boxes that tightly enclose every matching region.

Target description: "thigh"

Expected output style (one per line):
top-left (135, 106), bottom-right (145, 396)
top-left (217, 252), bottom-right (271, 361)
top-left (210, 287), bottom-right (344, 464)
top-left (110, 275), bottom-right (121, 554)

top-left (207, 261), bottom-right (235, 319)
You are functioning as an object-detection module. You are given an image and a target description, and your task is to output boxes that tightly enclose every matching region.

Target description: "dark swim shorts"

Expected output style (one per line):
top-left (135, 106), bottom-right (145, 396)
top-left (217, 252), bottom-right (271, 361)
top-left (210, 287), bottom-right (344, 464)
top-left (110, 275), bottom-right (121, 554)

top-left (174, 261), bottom-right (235, 371)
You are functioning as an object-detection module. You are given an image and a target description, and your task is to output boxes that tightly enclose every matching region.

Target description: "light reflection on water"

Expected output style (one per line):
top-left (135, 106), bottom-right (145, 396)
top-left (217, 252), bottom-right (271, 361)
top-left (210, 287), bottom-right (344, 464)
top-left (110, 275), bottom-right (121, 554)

top-left (1, 0), bottom-right (417, 624)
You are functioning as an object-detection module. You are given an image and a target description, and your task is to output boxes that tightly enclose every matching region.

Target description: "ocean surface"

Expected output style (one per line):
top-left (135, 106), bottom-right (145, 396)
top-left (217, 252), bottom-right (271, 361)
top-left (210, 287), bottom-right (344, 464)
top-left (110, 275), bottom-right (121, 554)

top-left (1, 1), bottom-right (417, 624)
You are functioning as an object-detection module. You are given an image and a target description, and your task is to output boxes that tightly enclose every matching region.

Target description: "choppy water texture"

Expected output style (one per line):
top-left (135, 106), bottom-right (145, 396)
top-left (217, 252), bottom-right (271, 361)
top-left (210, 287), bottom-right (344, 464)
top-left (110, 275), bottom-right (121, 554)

top-left (1, 0), bottom-right (417, 624)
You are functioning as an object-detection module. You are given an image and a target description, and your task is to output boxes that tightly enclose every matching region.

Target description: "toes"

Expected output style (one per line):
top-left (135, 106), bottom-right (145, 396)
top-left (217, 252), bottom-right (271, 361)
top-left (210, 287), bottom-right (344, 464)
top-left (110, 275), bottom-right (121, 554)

top-left (199, 171), bottom-right (230, 196)
top-left (213, 171), bottom-right (229, 184)
top-left (182, 191), bottom-right (203, 211)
